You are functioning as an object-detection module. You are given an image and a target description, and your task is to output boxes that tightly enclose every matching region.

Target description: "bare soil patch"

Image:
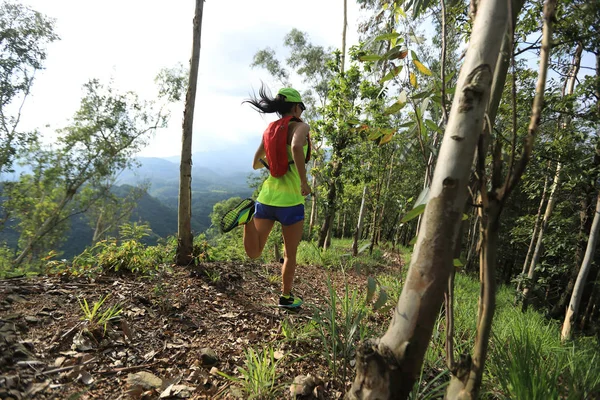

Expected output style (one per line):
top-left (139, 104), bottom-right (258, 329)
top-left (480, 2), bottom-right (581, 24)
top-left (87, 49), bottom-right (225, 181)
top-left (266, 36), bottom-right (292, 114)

top-left (0, 257), bottom-right (402, 399)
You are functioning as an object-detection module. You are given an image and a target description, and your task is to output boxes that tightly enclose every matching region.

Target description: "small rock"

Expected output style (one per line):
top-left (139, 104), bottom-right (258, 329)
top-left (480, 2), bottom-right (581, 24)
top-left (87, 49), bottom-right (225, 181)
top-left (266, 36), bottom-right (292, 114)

top-left (24, 316), bottom-right (39, 324)
top-left (6, 294), bottom-right (27, 304)
top-left (290, 374), bottom-right (319, 398)
top-left (127, 371), bottom-right (163, 389)
top-left (199, 348), bottom-right (218, 366)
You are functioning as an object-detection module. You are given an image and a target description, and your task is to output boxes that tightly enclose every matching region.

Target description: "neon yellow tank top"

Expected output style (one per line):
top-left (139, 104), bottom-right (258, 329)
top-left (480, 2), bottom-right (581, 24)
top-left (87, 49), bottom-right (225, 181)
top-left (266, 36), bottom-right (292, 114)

top-left (256, 144), bottom-right (308, 207)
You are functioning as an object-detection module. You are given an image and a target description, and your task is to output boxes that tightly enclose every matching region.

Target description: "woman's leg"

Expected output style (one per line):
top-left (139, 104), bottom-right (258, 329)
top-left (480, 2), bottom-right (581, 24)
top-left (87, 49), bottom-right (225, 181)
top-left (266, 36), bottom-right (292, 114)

top-left (244, 217), bottom-right (275, 259)
top-left (281, 220), bottom-right (304, 295)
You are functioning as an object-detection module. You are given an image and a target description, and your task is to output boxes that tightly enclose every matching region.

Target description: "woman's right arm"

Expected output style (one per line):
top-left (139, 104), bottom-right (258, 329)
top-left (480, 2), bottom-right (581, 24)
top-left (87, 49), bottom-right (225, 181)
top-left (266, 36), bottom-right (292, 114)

top-left (252, 139), bottom-right (266, 170)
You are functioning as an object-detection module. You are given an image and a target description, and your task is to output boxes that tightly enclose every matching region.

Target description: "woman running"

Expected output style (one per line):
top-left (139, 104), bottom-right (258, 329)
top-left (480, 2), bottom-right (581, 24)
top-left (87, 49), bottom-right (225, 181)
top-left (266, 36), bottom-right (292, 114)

top-left (220, 86), bottom-right (311, 309)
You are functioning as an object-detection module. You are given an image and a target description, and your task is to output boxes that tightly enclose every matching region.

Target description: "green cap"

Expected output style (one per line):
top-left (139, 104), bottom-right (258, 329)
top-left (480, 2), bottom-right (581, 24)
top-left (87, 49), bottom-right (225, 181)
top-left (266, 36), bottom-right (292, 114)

top-left (277, 87), bottom-right (302, 103)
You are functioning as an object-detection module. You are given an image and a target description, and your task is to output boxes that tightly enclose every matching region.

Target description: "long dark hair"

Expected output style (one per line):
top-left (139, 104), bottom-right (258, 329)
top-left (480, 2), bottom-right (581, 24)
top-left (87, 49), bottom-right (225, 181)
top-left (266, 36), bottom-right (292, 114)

top-left (243, 84), bottom-right (295, 116)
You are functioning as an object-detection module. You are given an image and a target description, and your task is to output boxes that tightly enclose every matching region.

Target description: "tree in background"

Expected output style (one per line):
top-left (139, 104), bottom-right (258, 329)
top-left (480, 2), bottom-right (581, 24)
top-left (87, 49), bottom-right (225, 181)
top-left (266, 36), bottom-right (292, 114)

top-left (4, 79), bottom-right (167, 267)
top-left (0, 0), bottom-right (58, 173)
top-left (176, 0), bottom-right (204, 266)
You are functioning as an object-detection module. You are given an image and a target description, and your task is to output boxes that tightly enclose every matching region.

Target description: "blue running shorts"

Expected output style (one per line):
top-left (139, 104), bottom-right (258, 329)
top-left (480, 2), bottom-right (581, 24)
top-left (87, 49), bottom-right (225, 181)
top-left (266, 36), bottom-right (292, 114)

top-left (254, 202), bottom-right (304, 226)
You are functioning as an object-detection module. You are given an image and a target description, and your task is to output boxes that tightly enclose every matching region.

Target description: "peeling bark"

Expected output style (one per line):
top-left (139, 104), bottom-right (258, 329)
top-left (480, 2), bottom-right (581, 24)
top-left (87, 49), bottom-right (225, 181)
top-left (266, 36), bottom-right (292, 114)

top-left (347, 0), bottom-right (507, 397)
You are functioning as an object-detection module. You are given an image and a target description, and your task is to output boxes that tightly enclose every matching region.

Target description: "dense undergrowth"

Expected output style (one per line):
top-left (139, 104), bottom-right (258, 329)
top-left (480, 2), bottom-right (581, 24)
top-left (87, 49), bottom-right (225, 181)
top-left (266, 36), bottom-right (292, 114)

top-left (2, 225), bottom-right (599, 398)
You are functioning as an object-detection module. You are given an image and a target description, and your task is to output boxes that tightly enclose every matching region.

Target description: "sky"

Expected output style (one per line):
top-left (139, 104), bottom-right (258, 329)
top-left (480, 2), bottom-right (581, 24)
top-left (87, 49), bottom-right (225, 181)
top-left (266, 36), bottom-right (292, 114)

top-left (17, 0), bottom-right (362, 158)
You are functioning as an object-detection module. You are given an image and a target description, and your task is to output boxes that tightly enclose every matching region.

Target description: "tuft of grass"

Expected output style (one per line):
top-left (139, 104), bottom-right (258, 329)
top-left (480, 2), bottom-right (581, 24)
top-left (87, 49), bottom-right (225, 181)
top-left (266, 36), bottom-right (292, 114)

top-left (217, 345), bottom-right (286, 399)
top-left (78, 294), bottom-right (122, 334)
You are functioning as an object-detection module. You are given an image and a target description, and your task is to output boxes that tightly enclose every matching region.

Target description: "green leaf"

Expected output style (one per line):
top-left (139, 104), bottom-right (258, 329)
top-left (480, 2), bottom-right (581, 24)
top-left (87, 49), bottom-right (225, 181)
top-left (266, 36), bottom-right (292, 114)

top-left (384, 101), bottom-right (406, 115)
top-left (373, 290), bottom-right (388, 310)
top-left (359, 54), bottom-right (381, 62)
top-left (375, 32), bottom-right (401, 42)
top-left (453, 258), bottom-right (464, 267)
top-left (424, 119), bottom-right (440, 132)
top-left (463, 213), bottom-right (469, 221)
top-left (380, 65), bottom-right (403, 84)
top-left (401, 204), bottom-right (425, 223)
top-left (366, 277), bottom-right (376, 303)
top-left (409, 235), bottom-right (418, 245)
top-left (368, 129), bottom-right (385, 140)
top-left (358, 243), bottom-right (370, 254)
top-left (410, 50), bottom-right (419, 61)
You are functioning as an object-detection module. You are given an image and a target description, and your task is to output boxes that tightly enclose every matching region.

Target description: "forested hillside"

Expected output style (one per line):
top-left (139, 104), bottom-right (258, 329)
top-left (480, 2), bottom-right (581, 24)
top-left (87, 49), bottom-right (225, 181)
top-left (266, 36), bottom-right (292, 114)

top-left (1, 0), bottom-right (600, 399)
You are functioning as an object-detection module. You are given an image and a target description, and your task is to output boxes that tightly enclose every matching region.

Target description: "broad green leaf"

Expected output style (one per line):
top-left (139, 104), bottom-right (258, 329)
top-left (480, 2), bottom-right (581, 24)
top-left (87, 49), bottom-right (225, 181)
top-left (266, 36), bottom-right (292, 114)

top-left (373, 290), bottom-right (388, 310)
top-left (453, 258), bottom-right (464, 267)
top-left (377, 303), bottom-right (395, 314)
top-left (384, 100), bottom-right (405, 115)
top-left (413, 60), bottom-right (432, 76)
top-left (420, 98), bottom-right (430, 114)
top-left (358, 243), bottom-right (370, 254)
top-left (445, 70), bottom-right (456, 83)
top-left (368, 129), bottom-right (385, 140)
top-left (462, 213), bottom-right (469, 221)
top-left (409, 235), bottom-right (418, 245)
top-left (380, 65), bottom-right (403, 84)
top-left (424, 119), bottom-right (439, 132)
top-left (359, 54), bottom-right (381, 62)
top-left (411, 91), bottom-right (430, 100)
top-left (366, 276), bottom-right (376, 303)
top-left (410, 72), bottom-right (418, 88)
top-left (395, 6), bottom-right (407, 19)
top-left (375, 32), bottom-right (401, 42)
top-left (401, 203), bottom-right (425, 223)
top-left (410, 50), bottom-right (419, 61)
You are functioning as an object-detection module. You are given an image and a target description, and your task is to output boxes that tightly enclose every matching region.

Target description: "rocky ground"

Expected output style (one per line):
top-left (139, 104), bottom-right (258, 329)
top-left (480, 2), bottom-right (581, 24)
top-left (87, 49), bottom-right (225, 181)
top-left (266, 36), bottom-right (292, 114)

top-left (0, 256), bottom-right (402, 399)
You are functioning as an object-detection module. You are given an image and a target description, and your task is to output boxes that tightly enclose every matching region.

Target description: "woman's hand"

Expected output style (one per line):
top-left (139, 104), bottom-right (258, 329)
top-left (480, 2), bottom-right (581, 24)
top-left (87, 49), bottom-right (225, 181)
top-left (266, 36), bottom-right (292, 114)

top-left (301, 180), bottom-right (311, 196)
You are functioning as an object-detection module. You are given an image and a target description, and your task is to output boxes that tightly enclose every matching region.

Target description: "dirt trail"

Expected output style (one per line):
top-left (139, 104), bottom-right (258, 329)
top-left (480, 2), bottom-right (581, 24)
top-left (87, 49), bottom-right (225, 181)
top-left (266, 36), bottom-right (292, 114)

top-left (0, 258), bottom-right (401, 399)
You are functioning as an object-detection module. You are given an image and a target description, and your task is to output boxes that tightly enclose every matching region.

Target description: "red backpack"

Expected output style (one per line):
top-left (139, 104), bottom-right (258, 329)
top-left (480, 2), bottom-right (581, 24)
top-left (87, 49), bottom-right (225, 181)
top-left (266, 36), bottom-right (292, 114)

top-left (260, 115), bottom-right (311, 177)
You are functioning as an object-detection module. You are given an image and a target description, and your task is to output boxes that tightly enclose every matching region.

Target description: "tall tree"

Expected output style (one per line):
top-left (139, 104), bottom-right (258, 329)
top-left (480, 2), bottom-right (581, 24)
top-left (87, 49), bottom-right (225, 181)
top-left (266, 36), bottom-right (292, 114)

top-left (347, 0), bottom-right (510, 397)
top-left (6, 79), bottom-right (165, 266)
top-left (0, 1), bottom-right (58, 174)
top-left (176, 0), bottom-right (204, 265)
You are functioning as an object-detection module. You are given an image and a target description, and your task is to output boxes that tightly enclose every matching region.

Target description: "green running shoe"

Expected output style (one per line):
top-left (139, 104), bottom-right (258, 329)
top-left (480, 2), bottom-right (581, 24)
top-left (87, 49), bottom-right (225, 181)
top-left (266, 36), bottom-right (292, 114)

top-left (220, 198), bottom-right (255, 233)
top-left (278, 292), bottom-right (303, 309)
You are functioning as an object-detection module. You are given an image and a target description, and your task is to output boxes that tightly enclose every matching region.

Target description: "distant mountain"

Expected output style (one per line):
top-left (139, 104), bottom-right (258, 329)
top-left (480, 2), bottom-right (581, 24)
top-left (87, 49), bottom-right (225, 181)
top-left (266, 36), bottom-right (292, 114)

top-left (163, 141), bottom-right (258, 174)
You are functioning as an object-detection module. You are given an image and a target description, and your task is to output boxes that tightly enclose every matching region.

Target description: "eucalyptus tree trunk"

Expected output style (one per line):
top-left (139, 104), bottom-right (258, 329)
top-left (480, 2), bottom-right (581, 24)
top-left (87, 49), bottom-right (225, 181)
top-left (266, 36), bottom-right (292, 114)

top-left (346, 0), bottom-right (509, 397)
top-left (517, 166), bottom-right (550, 292)
top-left (308, 158), bottom-right (319, 238)
top-left (318, 0), bottom-right (347, 250)
top-left (176, 0), bottom-right (204, 265)
top-left (562, 194), bottom-right (600, 341)
top-left (446, 1), bottom-right (555, 397)
top-left (521, 40), bottom-right (582, 306)
top-left (318, 161), bottom-right (342, 250)
top-left (552, 45), bottom-right (594, 318)
top-left (352, 184), bottom-right (368, 256)
top-left (521, 161), bottom-right (561, 309)
top-left (561, 50), bottom-right (600, 338)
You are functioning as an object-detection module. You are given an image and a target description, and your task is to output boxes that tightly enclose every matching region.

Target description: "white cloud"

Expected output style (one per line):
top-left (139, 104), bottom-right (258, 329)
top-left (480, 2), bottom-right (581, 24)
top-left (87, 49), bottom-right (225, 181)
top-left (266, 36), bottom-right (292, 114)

top-left (18, 0), bottom-right (362, 158)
